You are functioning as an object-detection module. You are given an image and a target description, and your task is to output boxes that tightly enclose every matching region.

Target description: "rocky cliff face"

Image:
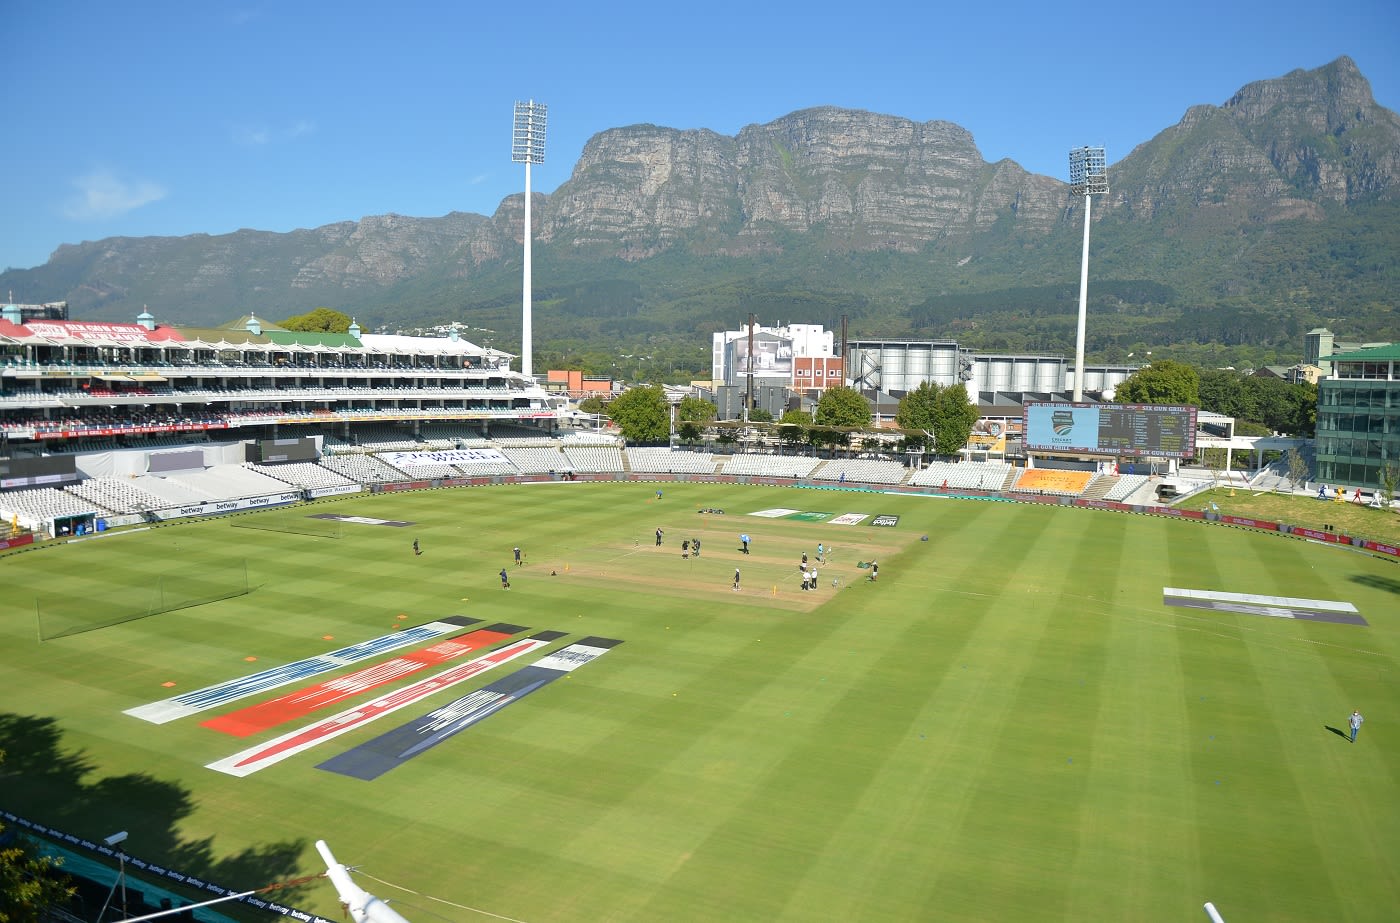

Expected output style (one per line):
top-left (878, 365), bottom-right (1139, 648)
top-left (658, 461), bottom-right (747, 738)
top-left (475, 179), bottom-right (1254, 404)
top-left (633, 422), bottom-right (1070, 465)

top-left (522, 107), bottom-right (1064, 257)
top-left (1110, 56), bottom-right (1400, 221)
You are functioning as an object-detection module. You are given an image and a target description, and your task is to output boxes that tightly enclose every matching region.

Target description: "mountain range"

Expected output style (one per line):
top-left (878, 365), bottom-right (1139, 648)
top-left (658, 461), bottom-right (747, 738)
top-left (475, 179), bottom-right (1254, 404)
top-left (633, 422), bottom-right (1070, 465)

top-left (3, 56), bottom-right (1397, 374)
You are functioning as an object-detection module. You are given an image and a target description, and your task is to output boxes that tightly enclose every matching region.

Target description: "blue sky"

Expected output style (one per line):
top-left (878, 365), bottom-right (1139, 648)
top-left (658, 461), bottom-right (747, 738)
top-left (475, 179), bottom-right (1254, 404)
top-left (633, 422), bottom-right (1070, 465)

top-left (4, 0), bottom-right (1397, 272)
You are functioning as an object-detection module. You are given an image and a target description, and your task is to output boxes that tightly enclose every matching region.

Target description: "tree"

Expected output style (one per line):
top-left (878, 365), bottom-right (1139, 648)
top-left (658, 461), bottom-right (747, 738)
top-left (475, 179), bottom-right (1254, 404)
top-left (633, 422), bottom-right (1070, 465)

top-left (604, 385), bottom-right (669, 444)
top-left (747, 407), bottom-right (774, 423)
top-left (677, 421), bottom-right (702, 445)
top-left (895, 382), bottom-right (939, 443)
top-left (777, 409), bottom-right (811, 453)
top-left (931, 383), bottom-right (981, 457)
top-left (815, 385), bottom-right (872, 429)
top-left (1197, 369), bottom-right (1254, 420)
top-left (677, 396), bottom-right (716, 424)
top-left (1378, 462), bottom-right (1400, 509)
top-left (577, 395), bottom-right (607, 415)
top-left (1285, 446), bottom-right (1310, 491)
top-left (0, 752), bottom-right (75, 923)
top-left (278, 307), bottom-right (353, 333)
top-left (780, 409), bottom-right (812, 426)
top-left (1114, 359), bottom-right (1200, 406)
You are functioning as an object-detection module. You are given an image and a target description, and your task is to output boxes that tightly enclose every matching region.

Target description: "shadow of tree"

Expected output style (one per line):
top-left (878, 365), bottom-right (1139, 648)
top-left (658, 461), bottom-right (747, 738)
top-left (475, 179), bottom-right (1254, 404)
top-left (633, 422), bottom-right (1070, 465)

top-left (0, 713), bottom-right (314, 913)
top-left (1349, 573), bottom-right (1400, 595)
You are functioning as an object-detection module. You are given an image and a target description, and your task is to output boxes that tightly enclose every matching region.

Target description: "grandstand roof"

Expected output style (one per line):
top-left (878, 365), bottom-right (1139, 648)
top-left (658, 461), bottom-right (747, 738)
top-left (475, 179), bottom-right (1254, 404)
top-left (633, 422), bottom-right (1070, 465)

top-left (1329, 343), bottom-right (1400, 361)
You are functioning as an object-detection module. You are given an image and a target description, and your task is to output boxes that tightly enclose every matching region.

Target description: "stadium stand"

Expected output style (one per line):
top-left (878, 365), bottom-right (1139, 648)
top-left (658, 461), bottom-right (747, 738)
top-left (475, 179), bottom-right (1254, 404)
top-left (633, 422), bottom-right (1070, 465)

top-left (0, 486), bottom-right (113, 522)
top-left (160, 465), bottom-right (300, 501)
top-left (502, 446), bottom-right (573, 474)
top-left (908, 461), bottom-right (1015, 490)
top-left (1010, 468), bottom-right (1097, 497)
top-left (64, 477), bottom-right (184, 514)
top-left (811, 458), bottom-right (909, 484)
top-left (627, 448), bottom-right (719, 474)
top-left (318, 454), bottom-right (412, 484)
top-left (719, 454), bottom-right (823, 478)
top-left (1102, 474), bottom-right (1151, 501)
top-left (244, 462), bottom-right (359, 491)
top-left (563, 446), bottom-right (625, 473)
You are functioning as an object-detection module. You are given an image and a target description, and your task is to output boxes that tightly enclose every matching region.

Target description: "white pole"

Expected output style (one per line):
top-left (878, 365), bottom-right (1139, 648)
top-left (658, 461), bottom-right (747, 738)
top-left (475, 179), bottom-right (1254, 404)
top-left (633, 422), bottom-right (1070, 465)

top-left (522, 158), bottom-right (533, 380)
top-left (1073, 191), bottom-right (1091, 402)
top-left (316, 840), bottom-right (411, 923)
top-left (1203, 901), bottom-right (1226, 923)
top-left (115, 889), bottom-right (261, 923)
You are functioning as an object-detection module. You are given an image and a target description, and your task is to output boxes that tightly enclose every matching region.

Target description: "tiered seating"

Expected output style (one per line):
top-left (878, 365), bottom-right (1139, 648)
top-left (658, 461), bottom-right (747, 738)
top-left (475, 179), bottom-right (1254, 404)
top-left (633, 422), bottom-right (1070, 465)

top-left (163, 465), bottom-right (298, 501)
top-left (563, 446), bottom-right (624, 473)
top-left (442, 455), bottom-right (520, 477)
top-left (909, 461), bottom-right (1013, 490)
top-left (318, 454), bottom-right (411, 483)
top-left (627, 448), bottom-right (718, 474)
top-left (63, 477), bottom-right (175, 514)
top-left (244, 462), bottom-right (358, 491)
top-left (1103, 474), bottom-right (1151, 501)
top-left (720, 454), bottom-right (822, 478)
top-left (560, 430), bottom-right (621, 446)
top-left (130, 475), bottom-right (216, 505)
top-left (489, 424), bottom-right (554, 444)
top-left (0, 486), bottom-right (112, 521)
top-left (503, 447), bottom-right (572, 474)
top-left (419, 424), bottom-right (488, 445)
top-left (1010, 468), bottom-right (1096, 497)
top-left (349, 426), bottom-right (422, 451)
top-left (395, 462), bottom-right (471, 478)
top-left (811, 458), bottom-right (908, 484)
top-left (493, 438), bottom-right (558, 449)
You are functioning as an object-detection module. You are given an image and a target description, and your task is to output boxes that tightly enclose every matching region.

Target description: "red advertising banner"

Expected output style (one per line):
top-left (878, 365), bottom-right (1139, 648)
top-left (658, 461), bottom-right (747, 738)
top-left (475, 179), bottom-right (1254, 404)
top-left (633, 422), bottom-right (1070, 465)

top-left (1355, 539), bottom-right (1400, 558)
top-left (1219, 515), bottom-right (1280, 531)
top-left (1289, 527), bottom-right (1350, 544)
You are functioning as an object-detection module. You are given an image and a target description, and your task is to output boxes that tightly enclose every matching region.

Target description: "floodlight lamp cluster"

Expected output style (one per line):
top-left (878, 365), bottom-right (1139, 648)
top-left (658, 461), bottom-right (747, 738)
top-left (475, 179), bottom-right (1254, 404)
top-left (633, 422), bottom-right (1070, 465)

top-left (1068, 145), bottom-right (1108, 196)
top-left (512, 100), bottom-right (548, 164)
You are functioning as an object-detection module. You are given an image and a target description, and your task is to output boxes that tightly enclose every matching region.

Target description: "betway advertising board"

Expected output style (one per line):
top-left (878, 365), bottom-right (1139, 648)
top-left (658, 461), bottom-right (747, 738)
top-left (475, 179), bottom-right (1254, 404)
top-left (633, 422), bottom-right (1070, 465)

top-left (151, 492), bottom-right (303, 521)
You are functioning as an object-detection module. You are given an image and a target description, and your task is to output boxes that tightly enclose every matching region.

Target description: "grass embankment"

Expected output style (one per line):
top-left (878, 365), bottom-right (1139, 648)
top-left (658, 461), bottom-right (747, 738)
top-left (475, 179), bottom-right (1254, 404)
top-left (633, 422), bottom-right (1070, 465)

top-left (1192, 487), bottom-right (1400, 547)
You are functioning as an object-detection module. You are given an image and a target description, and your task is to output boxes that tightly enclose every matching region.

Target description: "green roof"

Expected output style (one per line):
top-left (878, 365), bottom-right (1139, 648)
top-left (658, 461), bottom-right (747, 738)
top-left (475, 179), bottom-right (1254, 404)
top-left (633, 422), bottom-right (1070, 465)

top-left (1329, 342), bottom-right (1400, 361)
top-left (264, 330), bottom-right (363, 348)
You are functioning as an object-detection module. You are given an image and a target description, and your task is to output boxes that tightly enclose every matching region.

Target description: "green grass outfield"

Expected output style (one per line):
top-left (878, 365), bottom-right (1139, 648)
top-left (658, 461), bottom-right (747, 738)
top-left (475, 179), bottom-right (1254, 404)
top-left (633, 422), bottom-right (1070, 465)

top-left (2, 482), bottom-right (1398, 922)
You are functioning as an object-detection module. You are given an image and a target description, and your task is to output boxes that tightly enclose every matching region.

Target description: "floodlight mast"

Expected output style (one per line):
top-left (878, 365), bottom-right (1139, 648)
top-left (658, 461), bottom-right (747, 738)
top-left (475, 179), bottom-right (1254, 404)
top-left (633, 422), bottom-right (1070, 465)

top-left (512, 100), bottom-right (547, 380)
top-left (316, 840), bottom-right (411, 923)
top-left (1068, 145), bottom-right (1108, 402)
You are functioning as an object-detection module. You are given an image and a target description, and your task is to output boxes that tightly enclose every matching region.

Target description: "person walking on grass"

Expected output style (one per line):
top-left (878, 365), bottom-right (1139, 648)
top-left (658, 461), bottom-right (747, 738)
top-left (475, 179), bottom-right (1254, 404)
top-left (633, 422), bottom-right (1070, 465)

top-left (500, 567), bottom-right (511, 590)
top-left (733, 568), bottom-right (741, 591)
top-left (514, 546), bottom-right (522, 566)
top-left (656, 527), bottom-right (664, 546)
top-left (1350, 709), bottom-right (1364, 743)
top-left (412, 538), bottom-right (420, 556)
top-left (740, 533), bottom-right (750, 554)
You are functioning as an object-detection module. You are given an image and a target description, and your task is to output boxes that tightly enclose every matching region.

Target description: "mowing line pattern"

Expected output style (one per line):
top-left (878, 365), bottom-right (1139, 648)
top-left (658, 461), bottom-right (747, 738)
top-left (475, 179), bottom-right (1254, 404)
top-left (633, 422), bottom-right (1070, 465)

top-left (123, 616), bottom-right (480, 724)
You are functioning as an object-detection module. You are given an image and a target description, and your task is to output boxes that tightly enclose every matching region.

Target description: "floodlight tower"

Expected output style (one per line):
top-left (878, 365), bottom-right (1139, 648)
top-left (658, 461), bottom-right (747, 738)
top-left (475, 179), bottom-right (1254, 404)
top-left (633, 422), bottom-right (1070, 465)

top-left (512, 99), bottom-right (547, 379)
top-left (1069, 145), bottom-right (1108, 402)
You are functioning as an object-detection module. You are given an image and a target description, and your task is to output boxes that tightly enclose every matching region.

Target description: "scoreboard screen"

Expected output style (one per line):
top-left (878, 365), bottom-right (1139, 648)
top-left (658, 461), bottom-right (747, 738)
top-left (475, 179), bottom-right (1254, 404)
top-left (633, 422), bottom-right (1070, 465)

top-left (250, 437), bottom-right (318, 464)
top-left (0, 454), bottom-right (80, 489)
top-left (1022, 402), bottom-right (1197, 459)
